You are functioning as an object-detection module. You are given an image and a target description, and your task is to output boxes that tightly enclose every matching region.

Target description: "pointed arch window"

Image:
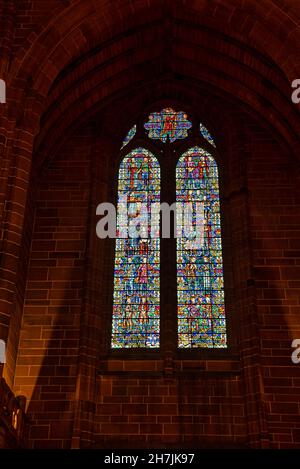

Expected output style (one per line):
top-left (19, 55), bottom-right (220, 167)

top-left (176, 147), bottom-right (226, 348)
top-left (111, 148), bottom-right (160, 348)
top-left (110, 110), bottom-right (227, 351)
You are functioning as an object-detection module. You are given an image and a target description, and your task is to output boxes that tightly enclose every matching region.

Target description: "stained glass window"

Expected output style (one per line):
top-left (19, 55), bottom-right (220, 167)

top-left (144, 108), bottom-right (192, 143)
top-left (112, 148), bottom-right (160, 348)
top-left (176, 147), bottom-right (227, 348)
top-left (121, 125), bottom-right (137, 149)
top-left (199, 123), bottom-right (216, 148)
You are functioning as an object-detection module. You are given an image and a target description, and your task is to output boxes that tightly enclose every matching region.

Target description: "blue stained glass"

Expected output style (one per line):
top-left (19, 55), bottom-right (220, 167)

top-left (176, 147), bottom-right (227, 348)
top-left (199, 123), bottom-right (216, 148)
top-left (112, 148), bottom-right (160, 348)
top-left (144, 108), bottom-right (192, 143)
top-left (121, 125), bottom-right (137, 149)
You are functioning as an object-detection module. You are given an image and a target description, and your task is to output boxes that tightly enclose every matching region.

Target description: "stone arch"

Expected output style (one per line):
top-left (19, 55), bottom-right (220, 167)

top-left (4, 0), bottom-right (300, 161)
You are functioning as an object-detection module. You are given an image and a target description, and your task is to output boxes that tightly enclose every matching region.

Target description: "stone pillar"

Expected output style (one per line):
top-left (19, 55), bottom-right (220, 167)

top-left (71, 132), bottom-right (117, 448)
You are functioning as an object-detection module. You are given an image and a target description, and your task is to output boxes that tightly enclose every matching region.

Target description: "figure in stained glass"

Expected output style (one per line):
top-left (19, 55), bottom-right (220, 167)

top-left (176, 147), bottom-right (227, 348)
top-left (144, 108), bottom-right (192, 143)
top-left (113, 115), bottom-right (227, 350)
top-left (112, 148), bottom-right (160, 348)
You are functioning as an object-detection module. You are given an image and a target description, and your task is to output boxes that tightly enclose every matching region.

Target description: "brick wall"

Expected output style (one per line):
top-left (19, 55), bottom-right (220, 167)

top-left (95, 360), bottom-right (246, 448)
top-left (248, 127), bottom-right (300, 448)
top-left (13, 127), bottom-right (92, 448)
top-left (5, 108), bottom-right (298, 449)
top-left (1, 0), bottom-right (300, 450)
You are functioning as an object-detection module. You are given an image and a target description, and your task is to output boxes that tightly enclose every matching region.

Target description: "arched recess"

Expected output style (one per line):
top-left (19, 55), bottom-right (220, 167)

top-left (11, 94), bottom-right (280, 449)
top-left (1, 0), bottom-right (299, 449)
top-left (7, 1), bottom-right (300, 170)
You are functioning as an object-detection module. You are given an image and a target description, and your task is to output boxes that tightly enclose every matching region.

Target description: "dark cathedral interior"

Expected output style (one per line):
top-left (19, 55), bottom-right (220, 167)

top-left (0, 0), bottom-right (300, 455)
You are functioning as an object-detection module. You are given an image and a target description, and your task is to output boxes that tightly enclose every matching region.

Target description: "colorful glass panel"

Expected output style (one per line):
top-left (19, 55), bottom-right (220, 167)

top-left (199, 123), bottom-right (216, 148)
top-left (121, 124), bottom-right (137, 149)
top-left (112, 148), bottom-right (160, 348)
top-left (176, 147), bottom-right (227, 348)
top-left (144, 108), bottom-right (192, 143)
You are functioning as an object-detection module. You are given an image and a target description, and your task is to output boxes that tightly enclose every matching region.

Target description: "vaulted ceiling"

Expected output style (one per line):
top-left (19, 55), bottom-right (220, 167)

top-left (5, 0), bottom-right (300, 165)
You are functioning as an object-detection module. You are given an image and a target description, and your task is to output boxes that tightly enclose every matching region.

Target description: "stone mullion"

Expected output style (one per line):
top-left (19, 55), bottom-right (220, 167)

top-left (160, 145), bottom-right (177, 373)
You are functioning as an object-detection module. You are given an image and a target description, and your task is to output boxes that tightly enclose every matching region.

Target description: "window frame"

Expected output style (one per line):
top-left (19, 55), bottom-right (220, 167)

top-left (107, 109), bottom-right (238, 360)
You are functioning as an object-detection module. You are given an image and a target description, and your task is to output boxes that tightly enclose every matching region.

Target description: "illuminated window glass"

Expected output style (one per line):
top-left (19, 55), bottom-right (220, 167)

top-left (176, 147), bottom-right (227, 348)
top-left (199, 123), bottom-right (216, 148)
top-left (112, 148), bottom-right (160, 348)
top-left (121, 125), bottom-right (137, 149)
top-left (144, 108), bottom-right (192, 143)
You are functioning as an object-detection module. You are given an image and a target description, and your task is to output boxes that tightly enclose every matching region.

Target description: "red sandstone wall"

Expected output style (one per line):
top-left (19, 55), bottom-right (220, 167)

top-left (248, 128), bottom-right (300, 448)
top-left (95, 365), bottom-right (246, 448)
top-left (13, 128), bottom-right (92, 448)
top-left (1, 0), bottom-right (300, 450)
top-left (10, 117), bottom-right (299, 449)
